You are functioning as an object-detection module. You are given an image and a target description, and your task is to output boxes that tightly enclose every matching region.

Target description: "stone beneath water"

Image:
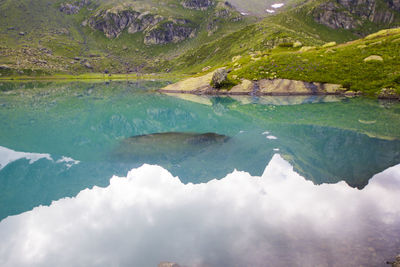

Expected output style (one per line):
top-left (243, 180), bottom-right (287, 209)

top-left (113, 132), bottom-right (229, 162)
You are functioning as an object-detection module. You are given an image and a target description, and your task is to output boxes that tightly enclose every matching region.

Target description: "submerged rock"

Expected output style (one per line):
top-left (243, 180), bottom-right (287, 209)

top-left (113, 132), bottom-right (230, 162)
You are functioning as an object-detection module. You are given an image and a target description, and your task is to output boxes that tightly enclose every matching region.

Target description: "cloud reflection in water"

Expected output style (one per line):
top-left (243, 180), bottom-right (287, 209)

top-left (0, 155), bottom-right (399, 267)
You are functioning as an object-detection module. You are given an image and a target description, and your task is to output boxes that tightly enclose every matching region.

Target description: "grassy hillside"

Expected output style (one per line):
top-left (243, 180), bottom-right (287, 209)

top-left (0, 0), bottom-right (399, 82)
top-left (227, 28), bottom-right (400, 96)
top-left (0, 0), bottom-right (253, 76)
top-left (165, 9), bottom-right (360, 74)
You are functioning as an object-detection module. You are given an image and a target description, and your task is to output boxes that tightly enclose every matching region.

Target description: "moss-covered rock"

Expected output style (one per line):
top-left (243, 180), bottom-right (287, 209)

top-left (210, 68), bottom-right (228, 88)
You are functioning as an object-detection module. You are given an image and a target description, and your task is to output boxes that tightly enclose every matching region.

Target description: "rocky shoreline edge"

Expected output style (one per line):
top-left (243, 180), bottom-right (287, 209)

top-left (159, 69), bottom-right (399, 99)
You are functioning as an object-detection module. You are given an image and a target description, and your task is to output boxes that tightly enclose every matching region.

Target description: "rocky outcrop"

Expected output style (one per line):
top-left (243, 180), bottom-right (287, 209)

top-left (88, 8), bottom-right (141, 38)
top-left (60, 0), bottom-right (90, 15)
top-left (207, 2), bottom-right (241, 35)
top-left (159, 70), bottom-right (344, 96)
top-left (258, 79), bottom-right (343, 95)
top-left (313, 0), bottom-right (400, 30)
top-left (88, 7), bottom-right (195, 44)
top-left (127, 12), bottom-right (163, 34)
top-left (181, 0), bottom-right (213, 10)
top-left (144, 21), bottom-right (195, 45)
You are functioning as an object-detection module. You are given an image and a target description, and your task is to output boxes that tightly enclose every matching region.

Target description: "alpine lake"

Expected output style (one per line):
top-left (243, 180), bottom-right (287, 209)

top-left (0, 80), bottom-right (400, 267)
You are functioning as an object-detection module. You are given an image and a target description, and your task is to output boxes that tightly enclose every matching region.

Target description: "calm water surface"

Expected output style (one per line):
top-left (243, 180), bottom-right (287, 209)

top-left (0, 81), bottom-right (400, 267)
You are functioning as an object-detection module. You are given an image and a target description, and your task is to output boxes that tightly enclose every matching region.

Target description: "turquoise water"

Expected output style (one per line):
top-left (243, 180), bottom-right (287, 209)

top-left (0, 81), bottom-right (400, 266)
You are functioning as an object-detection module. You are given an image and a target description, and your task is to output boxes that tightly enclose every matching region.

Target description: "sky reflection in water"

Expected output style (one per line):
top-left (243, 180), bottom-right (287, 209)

top-left (0, 81), bottom-right (400, 266)
top-left (0, 155), bottom-right (399, 267)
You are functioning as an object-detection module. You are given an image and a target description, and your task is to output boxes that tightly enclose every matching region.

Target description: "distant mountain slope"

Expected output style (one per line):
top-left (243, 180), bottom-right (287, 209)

top-left (0, 0), bottom-right (399, 76)
top-left (0, 0), bottom-right (250, 75)
top-left (303, 0), bottom-right (400, 35)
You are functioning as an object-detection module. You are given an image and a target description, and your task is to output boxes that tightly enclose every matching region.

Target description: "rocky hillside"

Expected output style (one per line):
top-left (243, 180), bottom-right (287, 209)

top-left (0, 0), bottom-right (247, 75)
top-left (311, 0), bottom-right (400, 34)
top-left (1, 0), bottom-right (400, 76)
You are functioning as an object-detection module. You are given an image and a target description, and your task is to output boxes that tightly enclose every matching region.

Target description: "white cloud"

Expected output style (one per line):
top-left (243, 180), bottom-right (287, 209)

top-left (0, 155), bottom-right (399, 267)
top-left (0, 146), bottom-right (52, 170)
top-left (56, 157), bottom-right (80, 169)
top-left (0, 146), bottom-right (80, 170)
top-left (266, 9), bottom-right (275, 13)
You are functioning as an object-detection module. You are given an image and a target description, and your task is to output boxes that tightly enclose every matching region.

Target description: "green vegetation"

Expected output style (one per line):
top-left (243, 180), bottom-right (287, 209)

top-left (0, 0), bottom-right (400, 98)
top-left (227, 28), bottom-right (400, 96)
top-left (0, 0), bottom-right (252, 75)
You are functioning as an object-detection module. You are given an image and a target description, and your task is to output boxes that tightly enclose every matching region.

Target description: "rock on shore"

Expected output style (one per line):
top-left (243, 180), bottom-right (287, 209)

top-left (159, 70), bottom-right (344, 96)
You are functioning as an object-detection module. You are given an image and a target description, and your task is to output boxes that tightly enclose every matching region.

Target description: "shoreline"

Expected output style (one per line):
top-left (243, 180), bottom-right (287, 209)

top-left (158, 70), bottom-right (400, 99)
top-left (0, 73), bottom-right (186, 82)
top-left (158, 88), bottom-right (354, 96)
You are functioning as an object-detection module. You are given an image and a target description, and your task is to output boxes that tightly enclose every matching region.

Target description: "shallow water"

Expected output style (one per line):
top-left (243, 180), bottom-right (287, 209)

top-left (0, 81), bottom-right (400, 267)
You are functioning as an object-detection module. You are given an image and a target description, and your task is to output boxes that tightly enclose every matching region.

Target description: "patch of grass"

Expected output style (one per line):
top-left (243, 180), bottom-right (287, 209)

top-left (230, 28), bottom-right (400, 96)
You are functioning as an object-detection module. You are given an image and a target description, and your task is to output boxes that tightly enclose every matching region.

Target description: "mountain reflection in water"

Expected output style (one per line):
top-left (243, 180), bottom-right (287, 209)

top-left (0, 81), bottom-right (400, 222)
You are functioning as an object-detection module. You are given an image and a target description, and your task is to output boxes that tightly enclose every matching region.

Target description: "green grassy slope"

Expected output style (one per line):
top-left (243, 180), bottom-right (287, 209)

top-left (228, 28), bottom-right (400, 96)
top-left (0, 0), bottom-right (253, 76)
top-left (1, 0), bottom-right (399, 81)
top-left (165, 9), bottom-right (360, 74)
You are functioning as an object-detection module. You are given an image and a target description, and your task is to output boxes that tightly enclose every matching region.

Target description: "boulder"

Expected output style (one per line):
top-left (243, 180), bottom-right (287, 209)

top-left (363, 55), bottom-right (383, 62)
top-left (230, 79), bottom-right (254, 94)
top-left (322, 41), bottom-right (337, 48)
top-left (377, 88), bottom-right (399, 99)
top-left (202, 66), bottom-right (212, 72)
top-left (83, 62), bottom-right (93, 69)
top-left (231, 55), bottom-right (242, 62)
top-left (258, 79), bottom-right (342, 95)
top-left (299, 46), bottom-right (315, 52)
top-left (181, 0), bottom-right (213, 10)
top-left (160, 72), bottom-right (214, 93)
top-left (60, 3), bottom-right (80, 14)
top-left (210, 68), bottom-right (228, 88)
top-left (293, 41), bottom-right (303, 48)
